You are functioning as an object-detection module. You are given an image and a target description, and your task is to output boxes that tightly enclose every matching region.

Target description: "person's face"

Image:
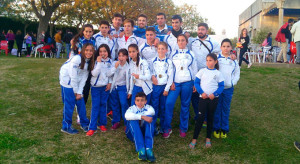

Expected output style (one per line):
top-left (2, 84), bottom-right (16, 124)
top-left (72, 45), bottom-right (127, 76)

top-left (157, 45), bottom-right (167, 56)
top-left (172, 19), bottom-right (182, 31)
top-left (156, 15), bottom-right (166, 26)
top-left (177, 36), bottom-right (187, 49)
top-left (206, 56), bottom-right (217, 69)
top-left (84, 45), bottom-right (94, 59)
top-left (99, 47), bottom-right (108, 59)
top-left (242, 30), bottom-right (247, 36)
top-left (135, 96), bottom-right (147, 109)
top-left (128, 47), bottom-right (138, 61)
top-left (99, 24), bottom-right (110, 36)
top-left (124, 23), bottom-right (134, 34)
top-left (221, 42), bottom-right (232, 55)
top-left (138, 17), bottom-right (147, 28)
top-left (112, 17), bottom-right (122, 28)
top-left (83, 27), bottom-right (93, 39)
top-left (145, 31), bottom-right (156, 43)
top-left (118, 52), bottom-right (128, 64)
top-left (197, 26), bottom-right (208, 39)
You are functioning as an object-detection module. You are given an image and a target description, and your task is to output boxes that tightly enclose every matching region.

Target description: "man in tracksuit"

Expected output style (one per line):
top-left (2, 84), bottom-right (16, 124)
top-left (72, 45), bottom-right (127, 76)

top-left (154, 13), bottom-right (172, 41)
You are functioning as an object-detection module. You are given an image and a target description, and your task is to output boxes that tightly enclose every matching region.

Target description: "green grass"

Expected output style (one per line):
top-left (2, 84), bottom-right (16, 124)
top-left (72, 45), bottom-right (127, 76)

top-left (0, 54), bottom-right (300, 163)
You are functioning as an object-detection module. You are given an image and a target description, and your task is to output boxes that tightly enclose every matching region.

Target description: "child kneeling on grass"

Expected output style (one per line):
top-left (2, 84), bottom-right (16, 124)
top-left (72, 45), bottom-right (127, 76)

top-left (125, 92), bottom-right (156, 162)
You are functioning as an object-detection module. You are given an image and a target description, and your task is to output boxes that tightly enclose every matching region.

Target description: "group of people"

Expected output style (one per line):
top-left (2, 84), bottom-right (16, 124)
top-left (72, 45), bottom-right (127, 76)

top-left (59, 13), bottom-right (240, 162)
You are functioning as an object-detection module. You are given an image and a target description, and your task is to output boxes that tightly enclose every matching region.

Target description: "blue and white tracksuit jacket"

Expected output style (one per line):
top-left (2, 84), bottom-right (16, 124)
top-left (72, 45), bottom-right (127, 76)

top-left (59, 55), bottom-right (90, 129)
top-left (139, 42), bottom-right (158, 66)
top-left (125, 104), bottom-right (155, 151)
top-left (154, 24), bottom-right (172, 41)
top-left (93, 32), bottom-right (117, 60)
top-left (149, 56), bottom-right (173, 132)
top-left (189, 35), bottom-right (221, 119)
top-left (164, 49), bottom-right (198, 133)
top-left (133, 25), bottom-right (147, 39)
top-left (213, 53), bottom-right (240, 132)
top-left (117, 34), bottom-right (144, 51)
top-left (108, 25), bottom-right (124, 36)
top-left (109, 62), bottom-right (130, 125)
top-left (129, 58), bottom-right (153, 105)
top-left (164, 32), bottom-right (185, 58)
top-left (70, 37), bottom-right (96, 58)
top-left (88, 58), bottom-right (114, 130)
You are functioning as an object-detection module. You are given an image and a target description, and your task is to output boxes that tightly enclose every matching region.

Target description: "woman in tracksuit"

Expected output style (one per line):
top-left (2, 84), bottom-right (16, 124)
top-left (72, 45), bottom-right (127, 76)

top-left (163, 34), bottom-right (198, 138)
top-left (128, 44), bottom-right (153, 106)
top-left (59, 43), bottom-right (95, 134)
top-left (86, 44), bottom-right (114, 136)
top-left (213, 39), bottom-right (240, 139)
top-left (108, 49), bottom-right (130, 130)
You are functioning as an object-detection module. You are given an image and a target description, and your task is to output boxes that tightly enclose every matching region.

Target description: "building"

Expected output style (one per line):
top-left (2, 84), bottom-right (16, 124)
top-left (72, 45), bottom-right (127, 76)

top-left (239, 0), bottom-right (300, 43)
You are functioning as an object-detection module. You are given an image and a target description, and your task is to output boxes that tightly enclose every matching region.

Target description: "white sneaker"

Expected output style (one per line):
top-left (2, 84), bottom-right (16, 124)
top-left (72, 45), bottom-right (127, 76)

top-left (247, 63), bottom-right (252, 68)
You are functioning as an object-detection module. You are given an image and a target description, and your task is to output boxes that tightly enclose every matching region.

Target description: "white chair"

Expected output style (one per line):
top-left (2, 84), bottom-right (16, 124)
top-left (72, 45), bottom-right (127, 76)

top-left (262, 46), bottom-right (272, 63)
top-left (247, 44), bottom-right (261, 63)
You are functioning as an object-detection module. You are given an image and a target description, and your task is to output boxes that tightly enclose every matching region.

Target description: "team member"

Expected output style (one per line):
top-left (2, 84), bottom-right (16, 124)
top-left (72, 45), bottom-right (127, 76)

top-left (128, 44), bottom-right (152, 106)
top-left (189, 53), bottom-right (224, 149)
top-left (109, 13), bottom-right (124, 37)
top-left (109, 49), bottom-right (130, 129)
top-left (189, 23), bottom-right (221, 121)
top-left (163, 34), bottom-right (197, 138)
top-left (125, 92), bottom-right (156, 162)
top-left (149, 42), bottom-right (173, 134)
top-left (71, 24), bottom-right (95, 58)
top-left (154, 13), bottom-right (172, 41)
top-left (59, 43), bottom-right (95, 134)
top-left (213, 39), bottom-right (240, 139)
top-left (139, 27), bottom-right (158, 65)
top-left (133, 14), bottom-right (148, 38)
top-left (86, 44), bottom-right (113, 136)
top-left (94, 20), bottom-right (117, 60)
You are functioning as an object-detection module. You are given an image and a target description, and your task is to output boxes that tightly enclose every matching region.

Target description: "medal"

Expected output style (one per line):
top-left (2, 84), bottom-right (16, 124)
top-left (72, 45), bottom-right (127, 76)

top-left (159, 74), bottom-right (162, 78)
top-left (181, 67), bottom-right (183, 70)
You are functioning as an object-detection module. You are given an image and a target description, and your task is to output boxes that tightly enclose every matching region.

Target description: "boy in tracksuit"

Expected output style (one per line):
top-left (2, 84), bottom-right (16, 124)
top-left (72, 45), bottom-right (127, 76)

top-left (109, 13), bottom-right (124, 38)
top-left (213, 39), bottom-right (240, 138)
top-left (133, 14), bottom-right (148, 39)
top-left (125, 92), bottom-right (156, 162)
top-left (94, 20), bottom-right (117, 60)
top-left (149, 42), bottom-right (173, 133)
top-left (154, 13), bottom-right (173, 41)
top-left (139, 27), bottom-right (158, 66)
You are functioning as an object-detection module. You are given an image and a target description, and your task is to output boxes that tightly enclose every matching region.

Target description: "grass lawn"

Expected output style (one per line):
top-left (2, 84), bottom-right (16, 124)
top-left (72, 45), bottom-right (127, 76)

top-left (0, 54), bottom-right (300, 163)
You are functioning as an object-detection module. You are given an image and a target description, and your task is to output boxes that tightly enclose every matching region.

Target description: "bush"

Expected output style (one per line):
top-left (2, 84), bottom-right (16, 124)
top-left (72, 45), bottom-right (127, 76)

top-left (252, 28), bottom-right (269, 44)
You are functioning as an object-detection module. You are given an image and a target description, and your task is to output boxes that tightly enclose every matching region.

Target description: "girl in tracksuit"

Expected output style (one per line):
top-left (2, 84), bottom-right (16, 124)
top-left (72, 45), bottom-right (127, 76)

top-left (213, 39), bottom-right (240, 139)
top-left (128, 44), bottom-right (153, 106)
top-left (86, 44), bottom-right (114, 136)
top-left (59, 43), bottom-right (95, 134)
top-left (189, 53), bottom-right (225, 149)
top-left (163, 34), bottom-right (198, 138)
top-left (149, 42), bottom-right (173, 133)
top-left (108, 49), bottom-right (130, 130)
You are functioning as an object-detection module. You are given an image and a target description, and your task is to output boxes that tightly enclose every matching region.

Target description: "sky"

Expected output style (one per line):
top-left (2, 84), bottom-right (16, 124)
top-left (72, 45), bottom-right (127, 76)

top-left (173, 0), bottom-right (256, 38)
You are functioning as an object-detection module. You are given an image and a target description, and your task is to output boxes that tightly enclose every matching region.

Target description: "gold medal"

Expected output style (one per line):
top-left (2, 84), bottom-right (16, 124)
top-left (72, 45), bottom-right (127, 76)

top-left (159, 74), bottom-right (162, 78)
top-left (181, 67), bottom-right (183, 70)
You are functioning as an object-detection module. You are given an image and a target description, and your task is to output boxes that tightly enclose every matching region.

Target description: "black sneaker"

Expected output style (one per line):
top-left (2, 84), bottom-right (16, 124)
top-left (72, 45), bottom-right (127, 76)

top-left (294, 141), bottom-right (300, 152)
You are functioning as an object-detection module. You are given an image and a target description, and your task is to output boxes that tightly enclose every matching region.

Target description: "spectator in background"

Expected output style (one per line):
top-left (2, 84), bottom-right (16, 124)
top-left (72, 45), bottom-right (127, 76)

top-left (37, 31), bottom-right (45, 44)
top-left (238, 28), bottom-right (251, 68)
top-left (15, 30), bottom-right (24, 57)
top-left (276, 18), bottom-right (294, 63)
top-left (24, 32), bottom-right (32, 57)
top-left (32, 33), bottom-right (37, 47)
top-left (291, 17), bottom-right (300, 64)
top-left (63, 29), bottom-right (73, 58)
top-left (0, 30), bottom-right (6, 40)
top-left (54, 30), bottom-right (63, 58)
top-left (6, 30), bottom-right (15, 53)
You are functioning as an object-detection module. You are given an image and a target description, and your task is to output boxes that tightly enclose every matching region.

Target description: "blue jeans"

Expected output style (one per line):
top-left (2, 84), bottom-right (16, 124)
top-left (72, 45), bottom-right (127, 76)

top-left (56, 42), bottom-right (62, 58)
top-left (65, 43), bottom-right (71, 58)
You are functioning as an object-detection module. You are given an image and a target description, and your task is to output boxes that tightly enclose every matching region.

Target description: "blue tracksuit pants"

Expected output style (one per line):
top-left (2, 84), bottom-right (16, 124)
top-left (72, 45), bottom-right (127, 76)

top-left (61, 86), bottom-right (89, 129)
top-left (110, 85), bottom-right (129, 125)
top-left (164, 80), bottom-right (193, 133)
top-left (131, 85), bottom-right (151, 106)
top-left (150, 85), bottom-right (166, 131)
top-left (126, 120), bottom-right (155, 152)
top-left (213, 87), bottom-right (234, 132)
top-left (89, 86), bottom-right (109, 130)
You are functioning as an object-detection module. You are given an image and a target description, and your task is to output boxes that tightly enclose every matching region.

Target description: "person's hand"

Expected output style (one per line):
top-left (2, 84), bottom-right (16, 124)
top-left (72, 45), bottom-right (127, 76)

top-left (127, 94), bottom-right (131, 99)
top-left (152, 75), bottom-right (158, 85)
top-left (97, 56), bottom-right (102, 62)
top-left (108, 34), bottom-right (113, 40)
top-left (208, 94), bottom-right (215, 100)
top-left (230, 54), bottom-right (237, 60)
top-left (154, 38), bottom-right (160, 47)
top-left (105, 83), bottom-right (111, 91)
top-left (141, 116), bottom-right (153, 123)
top-left (163, 91), bottom-right (169, 96)
top-left (76, 94), bottom-right (82, 100)
top-left (113, 34), bottom-right (118, 38)
top-left (132, 73), bottom-right (139, 79)
top-left (170, 83), bottom-right (175, 90)
top-left (201, 93), bottom-right (208, 99)
top-left (193, 86), bottom-right (197, 93)
top-left (119, 32), bottom-right (124, 38)
top-left (167, 31), bottom-right (171, 35)
top-left (115, 61), bottom-right (120, 68)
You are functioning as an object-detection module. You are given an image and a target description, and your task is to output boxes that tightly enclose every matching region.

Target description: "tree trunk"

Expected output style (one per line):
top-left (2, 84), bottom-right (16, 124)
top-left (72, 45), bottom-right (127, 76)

top-left (37, 11), bottom-right (53, 43)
